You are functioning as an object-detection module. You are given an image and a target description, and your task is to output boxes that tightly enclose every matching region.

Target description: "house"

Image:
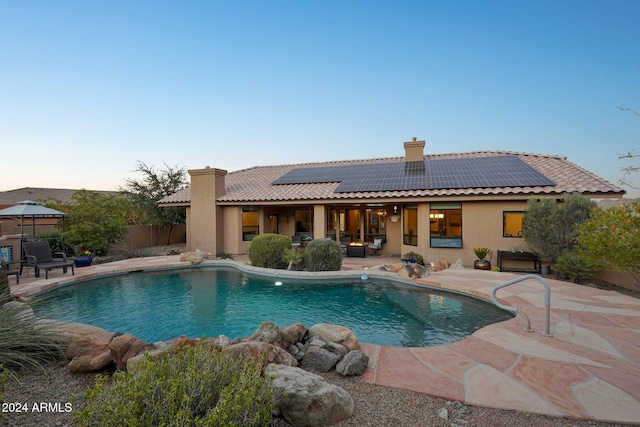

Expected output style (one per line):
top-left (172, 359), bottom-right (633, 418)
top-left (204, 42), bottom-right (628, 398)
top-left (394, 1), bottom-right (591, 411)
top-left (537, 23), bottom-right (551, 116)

top-left (159, 138), bottom-right (624, 266)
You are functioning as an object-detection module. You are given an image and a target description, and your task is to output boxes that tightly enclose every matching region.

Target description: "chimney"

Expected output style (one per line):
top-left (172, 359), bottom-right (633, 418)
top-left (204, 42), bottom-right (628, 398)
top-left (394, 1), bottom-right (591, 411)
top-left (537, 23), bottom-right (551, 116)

top-left (404, 137), bottom-right (425, 161)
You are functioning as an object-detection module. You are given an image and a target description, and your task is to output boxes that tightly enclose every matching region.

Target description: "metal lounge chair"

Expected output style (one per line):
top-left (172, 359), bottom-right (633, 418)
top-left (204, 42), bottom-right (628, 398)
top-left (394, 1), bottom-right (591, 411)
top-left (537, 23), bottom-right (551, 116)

top-left (22, 240), bottom-right (74, 280)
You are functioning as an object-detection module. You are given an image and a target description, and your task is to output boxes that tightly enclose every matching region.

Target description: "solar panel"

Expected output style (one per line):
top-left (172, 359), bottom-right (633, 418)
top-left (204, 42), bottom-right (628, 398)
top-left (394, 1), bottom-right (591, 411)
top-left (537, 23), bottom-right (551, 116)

top-left (271, 155), bottom-right (555, 192)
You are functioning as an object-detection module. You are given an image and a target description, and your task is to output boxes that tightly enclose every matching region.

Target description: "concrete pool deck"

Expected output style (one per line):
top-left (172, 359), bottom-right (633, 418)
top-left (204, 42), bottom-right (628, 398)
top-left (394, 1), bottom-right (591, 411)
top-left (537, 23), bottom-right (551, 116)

top-left (8, 255), bottom-right (640, 425)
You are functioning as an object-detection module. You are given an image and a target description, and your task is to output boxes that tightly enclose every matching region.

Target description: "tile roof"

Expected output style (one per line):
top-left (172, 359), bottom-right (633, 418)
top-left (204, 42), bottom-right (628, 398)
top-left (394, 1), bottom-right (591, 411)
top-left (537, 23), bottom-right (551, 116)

top-left (158, 150), bottom-right (625, 205)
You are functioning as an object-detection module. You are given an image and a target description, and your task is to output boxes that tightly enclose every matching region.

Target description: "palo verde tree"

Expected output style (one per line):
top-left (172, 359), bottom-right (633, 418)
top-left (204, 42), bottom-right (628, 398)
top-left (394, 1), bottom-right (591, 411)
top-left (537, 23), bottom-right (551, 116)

top-left (122, 161), bottom-right (188, 245)
top-left (46, 190), bottom-right (133, 255)
top-left (576, 203), bottom-right (640, 287)
top-left (522, 192), bottom-right (596, 266)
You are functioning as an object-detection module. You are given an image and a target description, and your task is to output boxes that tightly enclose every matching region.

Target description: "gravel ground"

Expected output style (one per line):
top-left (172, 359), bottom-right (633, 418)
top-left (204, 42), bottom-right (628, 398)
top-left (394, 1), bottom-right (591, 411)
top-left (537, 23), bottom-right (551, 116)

top-left (1, 362), bottom-right (632, 427)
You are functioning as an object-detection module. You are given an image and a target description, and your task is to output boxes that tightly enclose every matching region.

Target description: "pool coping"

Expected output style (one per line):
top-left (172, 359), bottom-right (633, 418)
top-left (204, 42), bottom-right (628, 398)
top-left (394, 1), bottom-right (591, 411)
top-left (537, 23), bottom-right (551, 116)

top-left (8, 255), bottom-right (640, 424)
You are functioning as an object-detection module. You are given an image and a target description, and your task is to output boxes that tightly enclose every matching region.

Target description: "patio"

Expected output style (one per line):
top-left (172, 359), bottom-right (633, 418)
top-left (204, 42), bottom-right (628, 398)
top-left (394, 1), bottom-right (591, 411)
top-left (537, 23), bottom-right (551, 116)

top-left (7, 254), bottom-right (640, 425)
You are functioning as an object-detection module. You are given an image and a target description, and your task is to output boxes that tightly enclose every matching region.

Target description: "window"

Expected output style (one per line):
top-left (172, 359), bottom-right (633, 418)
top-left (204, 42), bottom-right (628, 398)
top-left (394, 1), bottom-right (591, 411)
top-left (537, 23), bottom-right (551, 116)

top-left (430, 203), bottom-right (462, 248)
top-left (294, 208), bottom-right (313, 239)
top-left (503, 211), bottom-right (524, 237)
top-left (326, 208), bottom-right (338, 241)
top-left (365, 207), bottom-right (386, 242)
top-left (242, 206), bottom-right (259, 241)
top-left (403, 205), bottom-right (417, 246)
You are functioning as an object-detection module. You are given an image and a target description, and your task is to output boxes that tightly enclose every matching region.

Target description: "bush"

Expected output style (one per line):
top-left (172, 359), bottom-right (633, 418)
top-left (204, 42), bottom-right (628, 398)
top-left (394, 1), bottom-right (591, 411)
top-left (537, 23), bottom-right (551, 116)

top-left (576, 203), bottom-right (640, 276)
top-left (248, 234), bottom-right (291, 269)
top-left (46, 190), bottom-right (133, 255)
top-left (0, 366), bottom-right (7, 422)
top-left (554, 250), bottom-right (593, 284)
top-left (216, 252), bottom-right (234, 260)
top-left (117, 243), bottom-right (158, 259)
top-left (304, 238), bottom-right (342, 271)
top-left (73, 341), bottom-right (274, 427)
top-left (401, 251), bottom-right (425, 265)
top-left (283, 248), bottom-right (305, 271)
top-left (523, 192), bottom-right (596, 265)
top-left (0, 277), bottom-right (64, 375)
top-left (35, 231), bottom-right (74, 256)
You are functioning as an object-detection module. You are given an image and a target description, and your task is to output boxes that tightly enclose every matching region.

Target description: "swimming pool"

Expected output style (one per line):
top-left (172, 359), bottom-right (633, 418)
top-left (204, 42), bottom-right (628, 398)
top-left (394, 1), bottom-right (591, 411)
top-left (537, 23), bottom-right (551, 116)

top-left (31, 267), bottom-right (513, 347)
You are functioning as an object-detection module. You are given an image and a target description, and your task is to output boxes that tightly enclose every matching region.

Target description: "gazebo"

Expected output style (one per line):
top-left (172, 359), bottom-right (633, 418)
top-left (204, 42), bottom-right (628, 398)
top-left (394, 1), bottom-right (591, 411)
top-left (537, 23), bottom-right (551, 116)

top-left (0, 200), bottom-right (66, 261)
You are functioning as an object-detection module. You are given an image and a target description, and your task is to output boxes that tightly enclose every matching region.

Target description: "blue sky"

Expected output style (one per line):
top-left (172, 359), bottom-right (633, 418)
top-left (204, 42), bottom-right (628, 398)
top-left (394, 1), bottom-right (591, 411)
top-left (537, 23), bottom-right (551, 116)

top-left (1, 1), bottom-right (639, 197)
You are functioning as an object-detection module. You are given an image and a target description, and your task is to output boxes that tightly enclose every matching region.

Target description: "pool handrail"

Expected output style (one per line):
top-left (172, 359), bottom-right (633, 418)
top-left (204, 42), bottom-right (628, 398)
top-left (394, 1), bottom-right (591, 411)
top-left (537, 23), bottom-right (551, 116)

top-left (491, 274), bottom-right (552, 337)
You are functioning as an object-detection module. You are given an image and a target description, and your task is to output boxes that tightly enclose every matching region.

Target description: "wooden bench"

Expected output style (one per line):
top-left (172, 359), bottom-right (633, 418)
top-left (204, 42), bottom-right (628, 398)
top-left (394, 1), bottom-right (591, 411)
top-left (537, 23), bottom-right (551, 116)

top-left (22, 240), bottom-right (75, 280)
top-left (497, 250), bottom-right (540, 273)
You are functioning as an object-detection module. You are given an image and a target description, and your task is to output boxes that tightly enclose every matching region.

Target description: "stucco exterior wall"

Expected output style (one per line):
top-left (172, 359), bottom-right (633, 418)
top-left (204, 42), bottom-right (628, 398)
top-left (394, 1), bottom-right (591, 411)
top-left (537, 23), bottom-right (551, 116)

top-left (222, 206), bottom-right (242, 255)
top-left (395, 200), bottom-right (533, 267)
top-left (188, 167), bottom-right (226, 255)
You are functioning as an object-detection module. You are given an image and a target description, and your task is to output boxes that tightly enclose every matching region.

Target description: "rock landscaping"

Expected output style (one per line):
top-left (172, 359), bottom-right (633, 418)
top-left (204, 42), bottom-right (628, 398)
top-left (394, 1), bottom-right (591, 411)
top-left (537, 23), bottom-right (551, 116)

top-left (34, 309), bottom-right (370, 426)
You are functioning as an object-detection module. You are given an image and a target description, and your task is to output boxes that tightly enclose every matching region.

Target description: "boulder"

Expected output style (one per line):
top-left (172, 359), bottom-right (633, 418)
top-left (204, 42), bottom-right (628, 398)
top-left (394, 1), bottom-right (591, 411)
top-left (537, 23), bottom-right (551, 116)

top-left (335, 350), bottom-right (369, 376)
top-left (249, 321), bottom-right (282, 346)
top-left (179, 252), bottom-right (203, 265)
top-left (398, 263), bottom-right (427, 279)
top-left (67, 343), bottom-right (113, 373)
top-left (110, 333), bottom-right (155, 371)
top-left (127, 340), bottom-right (174, 373)
top-left (325, 342), bottom-right (348, 360)
top-left (224, 341), bottom-right (298, 367)
top-left (0, 301), bottom-right (35, 321)
top-left (46, 321), bottom-right (114, 361)
top-left (266, 364), bottom-right (354, 427)
top-left (279, 323), bottom-right (308, 349)
top-left (433, 259), bottom-right (451, 272)
top-left (208, 334), bottom-right (233, 349)
top-left (308, 324), bottom-right (360, 351)
top-left (387, 262), bottom-right (405, 273)
top-left (301, 346), bottom-right (339, 372)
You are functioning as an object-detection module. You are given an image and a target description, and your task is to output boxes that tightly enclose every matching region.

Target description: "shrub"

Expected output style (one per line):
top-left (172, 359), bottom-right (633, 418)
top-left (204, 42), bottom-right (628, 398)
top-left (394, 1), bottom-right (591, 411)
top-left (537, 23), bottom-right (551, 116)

top-left (0, 278), bottom-right (64, 376)
top-left (554, 250), bottom-right (593, 284)
top-left (401, 251), bottom-right (425, 265)
top-left (248, 234), bottom-right (291, 269)
top-left (46, 190), bottom-right (133, 255)
top-left (304, 238), bottom-right (342, 271)
top-left (35, 231), bottom-right (74, 256)
top-left (0, 366), bottom-right (7, 421)
top-left (216, 252), bottom-right (234, 260)
top-left (283, 248), bottom-right (305, 271)
top-left (472, 247), bottom-right (491, 260)
top-left (73, 341), bottom-right (275, 427)
top-left (117, 243), bottom-right (158, 259)
top-left (576, 203), bottom-right (640, 278)
top-left (523, 192), bottom-right (596, 265)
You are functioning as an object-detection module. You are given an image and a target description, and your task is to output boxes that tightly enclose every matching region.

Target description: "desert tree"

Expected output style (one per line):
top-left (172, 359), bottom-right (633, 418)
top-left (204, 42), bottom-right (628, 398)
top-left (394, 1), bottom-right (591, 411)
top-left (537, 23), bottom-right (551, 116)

top-left (122, 161), bottom-right (188, 245)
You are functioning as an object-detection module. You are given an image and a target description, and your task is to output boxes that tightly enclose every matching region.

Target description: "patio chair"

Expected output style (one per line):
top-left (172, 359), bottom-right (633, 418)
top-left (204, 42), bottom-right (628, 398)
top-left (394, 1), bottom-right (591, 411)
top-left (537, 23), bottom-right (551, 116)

top-left (339, 236), bottom-right (352, 253)
top-left (22, 240), bottom-right (74, 280)
top-left (367, 238), bottom-right (384, 256)
top-left (0, 259), bottom-right (19, 284)
top-left (292, 235), bottom-right (302, 248)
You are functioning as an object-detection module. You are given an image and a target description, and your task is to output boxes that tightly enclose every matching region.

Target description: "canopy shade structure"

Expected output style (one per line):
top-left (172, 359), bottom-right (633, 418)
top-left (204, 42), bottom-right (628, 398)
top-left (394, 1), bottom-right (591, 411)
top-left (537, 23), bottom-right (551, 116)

top-left (0, 200), bottom-right (66, 260)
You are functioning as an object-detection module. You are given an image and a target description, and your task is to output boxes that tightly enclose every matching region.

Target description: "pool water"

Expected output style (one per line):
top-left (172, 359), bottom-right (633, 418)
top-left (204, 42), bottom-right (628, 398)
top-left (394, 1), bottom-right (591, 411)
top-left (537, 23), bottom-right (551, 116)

top-left (32, 267), bottom-right (513, 347)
